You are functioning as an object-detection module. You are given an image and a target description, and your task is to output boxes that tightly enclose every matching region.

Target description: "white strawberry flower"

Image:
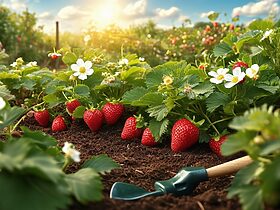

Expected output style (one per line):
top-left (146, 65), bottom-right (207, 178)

top-left (0, 97), bottom-right (6, 110)
top-left (84, 35), bottom-right (91, 43)
top-left (139, 57), bottom-right (145, 62)
top-left (26, 61), bottom-right (37, 67)
top-left (62, 142), bottom-right (81, 163)
top-left (118, 58), bottom-right (129, 66)
top-left (10, 62), bottom-right (17, 68)
top-left (71, 58), bottom-right (94, 80)
top-left (246, 64), bottom-right (259, 79)
top-left (260, 29), bottom-right (273, 42)
top-left (208, 68), bottom-right (229, 84)
top-left (224, 67), bottom-right (246, 88)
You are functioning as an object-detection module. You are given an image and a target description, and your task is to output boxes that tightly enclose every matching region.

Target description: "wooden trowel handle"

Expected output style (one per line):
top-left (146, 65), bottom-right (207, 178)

top-left (206, 156), bottom-right (253, 178)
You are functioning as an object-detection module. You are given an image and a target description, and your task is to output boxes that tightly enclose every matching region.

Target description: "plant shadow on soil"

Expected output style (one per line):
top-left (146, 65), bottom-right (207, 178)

top-left (22, 114), bottom-right (275, 210)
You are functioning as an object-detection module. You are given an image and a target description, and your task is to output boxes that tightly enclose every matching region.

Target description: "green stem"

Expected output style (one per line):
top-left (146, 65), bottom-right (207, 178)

top-left (257, 157), bottom-right (271, 164)
top-left (62, 157), bottom-right (71, 172)
top-left (11, 115), bottom-right (26, 132)
top-left (212, 117), bottom-right (234, 125)
top-left (62, 91), bottom-right (69, 101)
top-left (196, 104), bottom-right (221, 136)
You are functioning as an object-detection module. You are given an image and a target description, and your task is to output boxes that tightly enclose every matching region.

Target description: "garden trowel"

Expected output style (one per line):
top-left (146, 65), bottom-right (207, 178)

top-left (110, 155), bottom-right (252, 200)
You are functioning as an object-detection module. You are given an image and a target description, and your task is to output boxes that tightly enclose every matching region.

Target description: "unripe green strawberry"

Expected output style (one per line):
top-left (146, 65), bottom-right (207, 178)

top-left (141, 128), bottom-right (157, 146)
top-left (121, 116), bottom-right (143, 140)
top-left (101, 102), bottom-right (124, 125)
top-left (83, 109), bottom-right (103, 132)
top-left (52, 115), bottom-right (67, 132)
top-left (66, 99), bottom-right (81, 114)
top-left (209, 135), bottom-right (228, 157)
top-left (171, 118), bottom-right (199, 152)
top-left (34, 109), bottom-right (50, 127)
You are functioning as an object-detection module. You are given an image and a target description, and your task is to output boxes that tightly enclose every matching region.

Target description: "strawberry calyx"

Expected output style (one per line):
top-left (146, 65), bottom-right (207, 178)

top-left (183, 115), bottom-right (204, 128)
top-left (134, 114), bottom-right (146, 129)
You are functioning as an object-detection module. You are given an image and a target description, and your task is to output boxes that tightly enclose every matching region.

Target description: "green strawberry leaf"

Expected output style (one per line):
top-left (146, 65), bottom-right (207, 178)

top-left (192, 82), bottom-right (214, 97)
top-left (206, 92), bottom-right (230, 113)
top-left (198, 131), bottom-right (210, 143)
top-left (72, 106), bottom-right (86, 118)
top-left (248, 19), bottom-right (274, 30)
top-left (43, 93), bottom-right (63, 108)
top-left (132, 92), bottom-right (164, 106)
top-left (20, 127), bottom-right (57, 148)
top-left (0, 85), bottom-right (15, 100)
top-left (221, 131), bottom-right (256, 156)
top-left (82, 154), bottom-right (119, 175)
top-left (74, 84), bottom-right (90, 97)
top-left (120, 66), bottom-right (146, 81)
top-left (146, 104), bottom-right (169, 121)
top-left (122, 87), bottom-right (148, 104)
top-left (62, 52), bottom-right (77, 65)
top-left (148, 119), bottom-right (169, 141)
top-left (65, 168), bottom-right (103, 204)
top-left (208, 12), bottom-right (219, 21)
top-left (0, 106), bottom-right (25, 129)
top-left (213, 42), bottom-right (233, 57)
top-left (227, 162), bottom-right (264, 210)
top-left (0, 172), bottom-right (70, 210)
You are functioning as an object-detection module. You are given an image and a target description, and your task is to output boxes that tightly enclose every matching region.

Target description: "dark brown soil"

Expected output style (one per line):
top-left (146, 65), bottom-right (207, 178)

top-left (22, 115), bottom-right (256, 210)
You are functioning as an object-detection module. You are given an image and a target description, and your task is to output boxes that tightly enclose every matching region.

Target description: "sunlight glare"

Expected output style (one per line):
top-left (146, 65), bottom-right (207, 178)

top-left (92, 1), bottom-right (118, 28)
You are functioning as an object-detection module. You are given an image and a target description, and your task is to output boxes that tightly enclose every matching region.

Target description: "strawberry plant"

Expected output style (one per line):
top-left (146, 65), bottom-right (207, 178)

top-left (0, 101), bottom-right (119, 210)
top-left (222, 105), bottom-right (280, 210)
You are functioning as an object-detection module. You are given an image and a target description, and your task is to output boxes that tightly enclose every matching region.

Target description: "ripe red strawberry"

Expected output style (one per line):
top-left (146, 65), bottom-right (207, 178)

top-left (141, 128), bottom-right (157, 146)
top-left (101, 102), bottom-right (124, 125)
top-left (66, 99), bottom-right (81, 114)
top-left (34, 110), bottom-right (50, 127)
top-left (198, 64), bottom-right (206, 70)
top-left (232, 61), bottom-right (248, 70)
top-left (171, 119), bottom-right (199, 152)
top-left (83, 109), bottom-right (104, 132)
top-left (212, 21), bottom-right (219, 28)
top-left (205, 25), bottom-right (211, 32)
top-left (121, 117), bottom-right (143, 140)
top-left (209, 135), bottom-right (228, 157)
top-left (52, 115), bottom-right (67, 132)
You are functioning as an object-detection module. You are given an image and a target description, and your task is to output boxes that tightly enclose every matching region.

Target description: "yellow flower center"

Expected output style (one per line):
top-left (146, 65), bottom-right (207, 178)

top-left (217, 75), bottom-right (224, 80)
top-left (163, 76), bottom-right (173, 85)
top-left (232, 76), bottom-right (239, 83)
top-left (79, 67), bottom-right (86, 74)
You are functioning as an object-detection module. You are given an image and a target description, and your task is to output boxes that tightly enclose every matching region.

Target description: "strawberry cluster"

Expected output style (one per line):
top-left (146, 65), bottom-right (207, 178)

top-left (34, 100), bottom-right (125, 133)
top-left (34, 101), bottom-right (227, 156)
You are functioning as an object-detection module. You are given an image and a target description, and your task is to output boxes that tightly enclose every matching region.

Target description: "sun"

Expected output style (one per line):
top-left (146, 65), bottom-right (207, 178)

top-left (92, 1), bottom-right (118, 27)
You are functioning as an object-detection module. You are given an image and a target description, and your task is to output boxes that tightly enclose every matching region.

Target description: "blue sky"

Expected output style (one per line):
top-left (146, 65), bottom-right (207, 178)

top-left (2, 0), bottom-right (280, 33)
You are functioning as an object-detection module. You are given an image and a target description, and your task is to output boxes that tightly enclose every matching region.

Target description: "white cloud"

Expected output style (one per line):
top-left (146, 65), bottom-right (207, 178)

top-left (178, 15), bottom-right (189, 22)
top-left (3, 0), bottom-right (27, 11)
top-left (57, 5), bottom-right (89, 20)
top-left (200, 11), bottom-right (215, 18)
top-left (155, 6), bottom-right (180, 18)
top-left (123, 0), bottom-right (147, 17)
top-left (38, 11), bottom-right (52, 19)
top-left (232, 0), bottom-right (279, 17)
top-left (157, 24), bottom-right (173, 30)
